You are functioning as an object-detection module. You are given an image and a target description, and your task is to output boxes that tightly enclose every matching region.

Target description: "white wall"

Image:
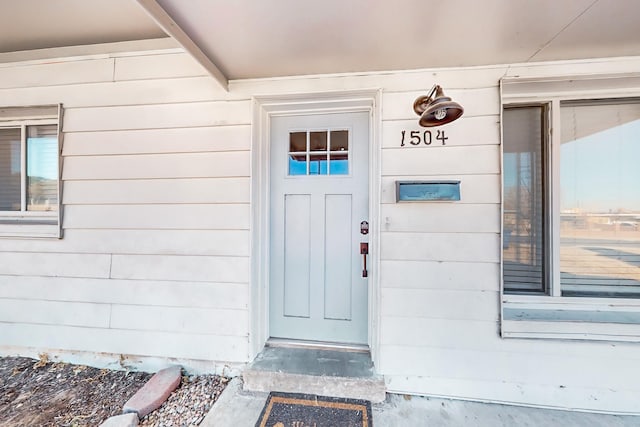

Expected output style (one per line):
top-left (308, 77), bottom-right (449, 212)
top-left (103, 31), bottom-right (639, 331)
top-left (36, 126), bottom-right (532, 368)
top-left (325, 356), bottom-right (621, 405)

top-left (233, 57), bottom-right (640, 414)
top-left (0, 45), bottom-right (253, 372)
top-left (2, 42), bottom-right (640, 413)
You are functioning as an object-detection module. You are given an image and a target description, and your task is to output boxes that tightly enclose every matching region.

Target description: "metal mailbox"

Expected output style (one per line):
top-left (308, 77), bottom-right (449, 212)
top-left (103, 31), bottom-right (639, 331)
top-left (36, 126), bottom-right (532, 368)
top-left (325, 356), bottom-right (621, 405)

top-left (396, 180), bottom-right (461, 202)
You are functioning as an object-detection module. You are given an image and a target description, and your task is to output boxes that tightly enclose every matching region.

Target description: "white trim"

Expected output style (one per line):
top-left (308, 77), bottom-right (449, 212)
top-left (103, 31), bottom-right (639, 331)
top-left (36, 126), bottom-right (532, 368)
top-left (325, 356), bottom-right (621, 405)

top-left (250, 90), bottom-right (382, 363)
top-left (549, 99), bottom-right (562, 297)
top-left (0, 38), bottom-right (180, 66)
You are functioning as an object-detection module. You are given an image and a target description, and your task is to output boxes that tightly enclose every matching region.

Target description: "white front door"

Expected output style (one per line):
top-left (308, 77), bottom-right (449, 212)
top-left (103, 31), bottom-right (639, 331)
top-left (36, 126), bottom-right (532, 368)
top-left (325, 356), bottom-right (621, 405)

top-left (269, 111), bottom-right (369, 344)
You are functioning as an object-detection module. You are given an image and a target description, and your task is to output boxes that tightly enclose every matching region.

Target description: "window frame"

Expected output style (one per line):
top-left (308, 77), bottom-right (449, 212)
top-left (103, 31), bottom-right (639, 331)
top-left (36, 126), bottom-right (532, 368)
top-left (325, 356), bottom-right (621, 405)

top-left (500, 75), bottom-right (640, 342)
top-left (0, 105), bottom-right (63, 238)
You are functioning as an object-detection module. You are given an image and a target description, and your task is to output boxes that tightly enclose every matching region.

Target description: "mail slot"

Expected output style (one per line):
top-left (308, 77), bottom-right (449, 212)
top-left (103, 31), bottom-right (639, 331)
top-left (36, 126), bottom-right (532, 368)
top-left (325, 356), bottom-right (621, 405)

top-left (396, 180), bottom-right (461, 202)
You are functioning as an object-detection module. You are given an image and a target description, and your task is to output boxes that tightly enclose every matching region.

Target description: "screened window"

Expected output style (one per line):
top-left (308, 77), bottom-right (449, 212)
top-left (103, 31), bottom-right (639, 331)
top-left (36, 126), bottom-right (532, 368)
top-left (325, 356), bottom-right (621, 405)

top-left (559, 100), bottom-right (640, 298)
top-left (503, 106), bottom-right (547, 293)
top-left (0, 105), bottom-right (62, 238)
top-left (503, 100), bottom-right (640, 299)
top-left (1, 125), bottom-right (59, 212)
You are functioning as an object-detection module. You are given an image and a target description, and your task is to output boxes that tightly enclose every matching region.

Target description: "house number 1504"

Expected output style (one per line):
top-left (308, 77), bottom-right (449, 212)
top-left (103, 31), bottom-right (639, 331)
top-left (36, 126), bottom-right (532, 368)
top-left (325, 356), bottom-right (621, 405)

top-left (400, 130), bottom-right (448, 146)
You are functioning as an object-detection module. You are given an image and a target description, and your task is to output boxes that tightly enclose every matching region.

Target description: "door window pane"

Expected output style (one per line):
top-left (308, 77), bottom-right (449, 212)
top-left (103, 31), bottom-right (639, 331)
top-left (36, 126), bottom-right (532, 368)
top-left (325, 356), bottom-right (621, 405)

top-left (329, 153), bottom-right (348, 175)
top-left (560, 101), bottom-right (640, 298)
top-left (330, 130), bottom-right (348, 151)
top-left (309, 154), bottom-right (328, 175)
top-left (288, 130), bottom-right (350, 176)
top-left (288, 154), bottom-right (307, 175)
top-left (310, 131), bottom-right (327, 151)
top-left (503, 106), bottom-right (546, 293)
top-left (0, 128), bottom-right (21, 211)
top-left (26, 125), bottom-right (58, 211)
top-left (289, 132), bottom-right (307, 152)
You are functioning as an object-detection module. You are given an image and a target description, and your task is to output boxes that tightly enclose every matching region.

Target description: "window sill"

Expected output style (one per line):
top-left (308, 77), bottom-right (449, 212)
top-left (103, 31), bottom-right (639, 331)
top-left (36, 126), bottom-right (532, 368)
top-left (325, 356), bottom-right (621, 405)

top-left (502, 296), bottom-right (640, 343)
top-left (0, 214), bottom-right (60, 238)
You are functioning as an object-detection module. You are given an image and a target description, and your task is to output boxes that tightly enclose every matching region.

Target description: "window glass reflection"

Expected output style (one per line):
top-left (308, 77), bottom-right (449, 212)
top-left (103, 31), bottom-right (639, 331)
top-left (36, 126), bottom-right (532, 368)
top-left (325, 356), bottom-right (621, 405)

top-left (26, 125), bottom-right (58, 212)
top-left (330, 130), bottom-right (348, 151)
top-left (309, 153), bottom-right (328, 175)
top-left (288, 154), bottom-right (307, 175)
top-left (310, 132), bottom-right (327, 151)
top-left (289, 132), bottom-right (306, 152)
top-left (502, 107), bottom-right (546, 293)
top-left (329, 158), bottom-right (348, 175)
top-left (560, 101), bottom-right (640, 298)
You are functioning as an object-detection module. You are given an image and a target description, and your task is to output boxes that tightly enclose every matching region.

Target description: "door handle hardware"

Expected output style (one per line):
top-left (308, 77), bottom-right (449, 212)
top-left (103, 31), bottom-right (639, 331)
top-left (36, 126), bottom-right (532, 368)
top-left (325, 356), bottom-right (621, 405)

top-left (360, 242), bottom-right (369, 278)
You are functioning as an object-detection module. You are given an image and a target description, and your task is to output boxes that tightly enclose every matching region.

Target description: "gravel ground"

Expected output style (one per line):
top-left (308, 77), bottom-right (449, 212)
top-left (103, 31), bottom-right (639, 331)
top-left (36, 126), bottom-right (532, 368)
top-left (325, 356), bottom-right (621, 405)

top-left (0, 356), bottom-right (228, 427)
top-left (139, 374), bottom-right (228, 426)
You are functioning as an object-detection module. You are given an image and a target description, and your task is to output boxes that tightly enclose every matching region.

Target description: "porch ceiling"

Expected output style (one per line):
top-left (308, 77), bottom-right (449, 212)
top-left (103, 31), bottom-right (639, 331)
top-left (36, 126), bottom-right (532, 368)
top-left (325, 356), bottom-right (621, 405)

top-left (2, 0), bottom-right (640, 81)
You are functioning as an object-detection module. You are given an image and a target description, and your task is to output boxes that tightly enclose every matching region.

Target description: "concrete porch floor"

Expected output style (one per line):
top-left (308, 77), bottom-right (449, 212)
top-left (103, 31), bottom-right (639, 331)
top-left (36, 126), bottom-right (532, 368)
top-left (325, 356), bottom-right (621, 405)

top-left (203, 345), bottom-right (640, 426)
top-left (202, 377), bottom-right (640, 427)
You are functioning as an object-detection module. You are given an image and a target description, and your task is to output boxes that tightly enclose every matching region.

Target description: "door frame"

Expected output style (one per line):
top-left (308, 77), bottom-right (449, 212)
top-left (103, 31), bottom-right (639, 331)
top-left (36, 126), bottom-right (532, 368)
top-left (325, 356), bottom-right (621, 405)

top-left (250, 90), bottom-right (382, 364)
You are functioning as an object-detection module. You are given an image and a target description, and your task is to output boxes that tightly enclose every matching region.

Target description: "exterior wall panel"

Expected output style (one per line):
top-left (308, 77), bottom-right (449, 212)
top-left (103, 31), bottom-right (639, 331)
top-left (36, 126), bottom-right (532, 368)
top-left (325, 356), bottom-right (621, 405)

top-left (0, 50), bottom-right (251, 368)
top-left (1, 45), bottom-right (640, 412)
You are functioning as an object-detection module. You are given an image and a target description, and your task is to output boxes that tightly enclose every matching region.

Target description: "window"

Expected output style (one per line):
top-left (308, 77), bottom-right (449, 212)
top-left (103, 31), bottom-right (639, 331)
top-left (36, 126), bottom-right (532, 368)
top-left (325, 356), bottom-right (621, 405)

top-left (288, 130), bottom-right (349, 176)
top-left (0, 105), bottom-right (62, 238)
top-left (501, 76), bottom-right (640, 341)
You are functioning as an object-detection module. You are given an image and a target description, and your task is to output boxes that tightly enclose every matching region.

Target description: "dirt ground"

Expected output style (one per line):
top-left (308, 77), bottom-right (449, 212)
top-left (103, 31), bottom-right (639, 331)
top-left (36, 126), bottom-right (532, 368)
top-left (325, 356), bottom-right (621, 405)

top-left (0, 355), bottom-right (152, 426)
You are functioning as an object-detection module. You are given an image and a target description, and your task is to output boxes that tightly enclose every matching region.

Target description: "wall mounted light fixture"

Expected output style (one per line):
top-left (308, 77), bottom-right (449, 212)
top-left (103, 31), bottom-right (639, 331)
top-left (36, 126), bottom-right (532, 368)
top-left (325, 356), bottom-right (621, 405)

top-left (413, 85), bottom-right (464, 127)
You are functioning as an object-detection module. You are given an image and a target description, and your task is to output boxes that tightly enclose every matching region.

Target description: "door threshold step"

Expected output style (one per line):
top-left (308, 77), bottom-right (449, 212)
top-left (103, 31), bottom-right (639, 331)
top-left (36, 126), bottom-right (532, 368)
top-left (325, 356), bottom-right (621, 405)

top-left (242, 346), bottom-right (386, 403)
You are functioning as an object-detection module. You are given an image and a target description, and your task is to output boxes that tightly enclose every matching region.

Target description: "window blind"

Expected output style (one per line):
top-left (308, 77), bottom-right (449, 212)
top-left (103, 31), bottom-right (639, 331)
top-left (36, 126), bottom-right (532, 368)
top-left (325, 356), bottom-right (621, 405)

top-left (0, 128), bottom-right (21, 211)
top-left (502, 106), bottom-right (546, 293)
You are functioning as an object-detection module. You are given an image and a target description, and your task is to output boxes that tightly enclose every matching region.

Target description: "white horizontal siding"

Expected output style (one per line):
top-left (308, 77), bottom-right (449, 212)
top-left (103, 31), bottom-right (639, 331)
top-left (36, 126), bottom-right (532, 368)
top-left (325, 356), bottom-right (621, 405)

top-left (0, 276), bottom-right (248, 310)
top-left (0, 49), bottom-right (252, 368)
top-left (114, 53), bottom-right (208, 80)
top-left (0, 298), bottom-right (110, 328)
top-left (385, 375), bottom-right (638, 414)
top-left (110, 254), bottom-right (249, 283)
top-left (382, 145), bottom-right (500, 176)
top-left (63, 178), bottom-right (250, 205)
top-left (63, 204), bottom-right (250, 230)
top-left (110, 305), bottom-right (248, 336)
top-left (0, 252), bottom-right (111, 278)
top-left (379, 345), bottom-right (638, 390)
top-left (63, 151), bottom-right (250, 180)
top-left (0, 58), bottom-right (114, 89)
top-left (0, 322), bottom-right (248, 362)
top-left (63, 125), bottom-right (251, 156)
top-left (0, 77), bottom-right (245, 109)
top-left (380, 260), bottom-right (499, 291)
top-left (381, 232), bottom-right (500, 263)
top-left (63, 101), bottom-right (251, 132)
top-left (3, 44), bottom-right (640, 413)
top-left (379, 317), bottom-right (640, 360)
top-left (381, 288), bottom-right (499, 321)
top-left (231, 66), bottom-right (508, 95)
top-left (0, 230), bottom-right (249, 257)
top-left (381, 203), bottom-right (499, 233)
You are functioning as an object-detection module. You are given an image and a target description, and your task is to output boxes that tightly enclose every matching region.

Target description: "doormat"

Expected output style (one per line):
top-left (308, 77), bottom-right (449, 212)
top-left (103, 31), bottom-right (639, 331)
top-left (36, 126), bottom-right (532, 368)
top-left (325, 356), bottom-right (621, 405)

top-left (255, 392), bottom-right (372, 427)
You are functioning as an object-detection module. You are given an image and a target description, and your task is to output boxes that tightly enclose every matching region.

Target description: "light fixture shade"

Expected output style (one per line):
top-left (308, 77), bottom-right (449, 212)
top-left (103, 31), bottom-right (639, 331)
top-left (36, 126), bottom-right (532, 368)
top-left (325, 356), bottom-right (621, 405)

top-left (413, 86), bottom-right (464, 127)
